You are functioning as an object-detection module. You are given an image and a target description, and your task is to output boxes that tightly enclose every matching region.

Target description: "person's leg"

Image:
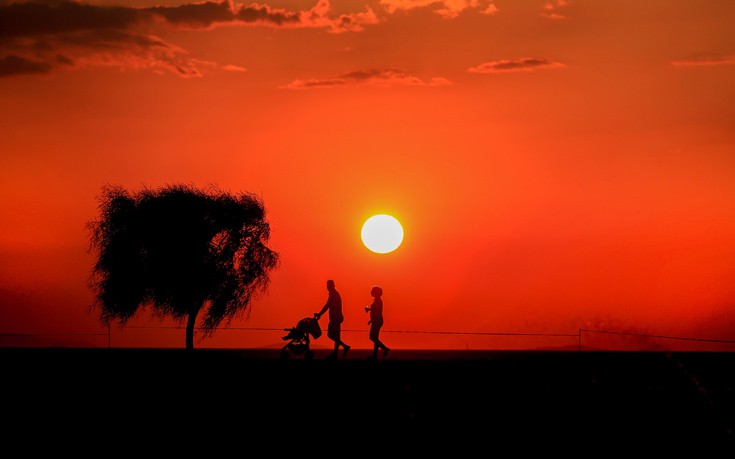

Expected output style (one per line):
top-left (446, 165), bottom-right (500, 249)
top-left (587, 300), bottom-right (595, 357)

top-left (334, 325), bottom-right (349, 355)
top-left (375, 328), bottom-right (389, 356)
top-left (381, 340), bottom-right (390, 357)
top-left (369, 325), bottom-right (379, 358)
top-left (327, 322), bottom-right (339, 358)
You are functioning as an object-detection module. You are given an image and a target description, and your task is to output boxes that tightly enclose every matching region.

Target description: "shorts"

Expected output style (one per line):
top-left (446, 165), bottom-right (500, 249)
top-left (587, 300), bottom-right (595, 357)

top-left (369, 319), bottom-right (384, 341)
top-left (327, 321), bottom-right (341, 341)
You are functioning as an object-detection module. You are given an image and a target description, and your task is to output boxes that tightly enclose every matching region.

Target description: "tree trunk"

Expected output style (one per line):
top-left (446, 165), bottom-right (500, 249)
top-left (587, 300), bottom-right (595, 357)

top-left (186, 312), bottom-right (197, 350)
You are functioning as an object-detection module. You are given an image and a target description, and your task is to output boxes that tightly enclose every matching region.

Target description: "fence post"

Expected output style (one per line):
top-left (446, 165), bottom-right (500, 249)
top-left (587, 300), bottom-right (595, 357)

top-left (578, 328), bottom-right (582, 352)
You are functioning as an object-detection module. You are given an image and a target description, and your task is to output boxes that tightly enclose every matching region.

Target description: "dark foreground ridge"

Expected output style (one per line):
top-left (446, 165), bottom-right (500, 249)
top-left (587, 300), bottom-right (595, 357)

top-left (4, 348), bottom-right (735, 454)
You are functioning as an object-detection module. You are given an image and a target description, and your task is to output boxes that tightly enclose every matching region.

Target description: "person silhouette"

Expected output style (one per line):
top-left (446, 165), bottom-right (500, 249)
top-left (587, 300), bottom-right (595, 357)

top-left (365, 285), bottom-right (390, 359)
top-left (315, 279), bottom-right (350, 359)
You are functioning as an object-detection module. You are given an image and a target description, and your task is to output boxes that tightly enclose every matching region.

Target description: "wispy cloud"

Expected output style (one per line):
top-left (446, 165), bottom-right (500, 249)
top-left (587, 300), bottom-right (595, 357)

top-left (282, 68), bottom-right (452, 89)
top-left (66, 35), bottom-right (216, 78)
top-left (0, 55), bottom-right (54, 77)
top-left (468, 57), bottom-right (565, 74)
top-left (542, 0), bottom-right (569, 20)
top-left (222, 64), bottom-right (247, 72)
top-left (380, 0), bottom-right (498, 19)
top-left (672, 55), bottom-right (735, 67)
top-left (0, 18), bottom-right (209, 78)
top-left (0, 0), bottom-right (379, 78)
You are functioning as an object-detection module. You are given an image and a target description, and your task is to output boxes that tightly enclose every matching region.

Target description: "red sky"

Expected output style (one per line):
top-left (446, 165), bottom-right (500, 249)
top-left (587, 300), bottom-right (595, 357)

top-left (1, 0), bottom-right (734, 351)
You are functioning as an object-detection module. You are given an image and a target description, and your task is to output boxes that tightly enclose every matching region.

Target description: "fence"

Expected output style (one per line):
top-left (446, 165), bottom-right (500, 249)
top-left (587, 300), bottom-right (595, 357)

top-left (3, 325), bottom-right (735, 351)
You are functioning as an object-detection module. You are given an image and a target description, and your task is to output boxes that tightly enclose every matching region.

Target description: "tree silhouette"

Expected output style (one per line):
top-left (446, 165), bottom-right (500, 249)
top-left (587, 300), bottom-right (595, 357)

top-left (87, 183), bottom-right (280, 350)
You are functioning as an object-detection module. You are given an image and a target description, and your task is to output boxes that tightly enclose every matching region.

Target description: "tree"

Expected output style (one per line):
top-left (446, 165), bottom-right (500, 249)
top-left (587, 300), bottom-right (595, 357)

top-left (87, 183), bottom-right (280, 350)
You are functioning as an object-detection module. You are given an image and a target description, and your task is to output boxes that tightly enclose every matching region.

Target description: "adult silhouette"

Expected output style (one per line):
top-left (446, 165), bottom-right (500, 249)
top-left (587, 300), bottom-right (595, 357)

top-left (365, 285), bottom-right (390, 359)
top-left (315, 279), bottom-right (350, 359)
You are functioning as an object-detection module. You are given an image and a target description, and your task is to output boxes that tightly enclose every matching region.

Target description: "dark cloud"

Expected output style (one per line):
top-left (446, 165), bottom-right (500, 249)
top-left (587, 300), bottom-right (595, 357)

top-left (146, 0), bottom-right (376, 32)
top-left (283, 68), bottom-right (451, 89)
top-left (468, 57), bottom-right (565, 73)
top-left (54, 29), bottom-right (169, 50)
top-left (55, 54), bottom-right (73, 65)
top-left (0, 1), bottom-right (220, 77)
top-left (0, 0), bottom-right (145, 39)
top-left (236, 3), bottom-right (301, 26)
top-left (148, 0), bottom-right (236, 28)
top-left (0, 0), bottom-right (380, 78)
top-left (0, 54), bottom-right (52, 76)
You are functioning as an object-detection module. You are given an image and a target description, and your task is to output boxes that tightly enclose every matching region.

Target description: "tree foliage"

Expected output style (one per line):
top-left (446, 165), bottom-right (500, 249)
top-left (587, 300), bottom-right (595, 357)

top-left (87, 183), bottom-right (280, 349)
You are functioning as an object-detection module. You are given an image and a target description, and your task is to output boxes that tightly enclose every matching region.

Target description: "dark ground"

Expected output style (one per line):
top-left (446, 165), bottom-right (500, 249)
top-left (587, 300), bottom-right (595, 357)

top-left (4, 348), bottom-right (735, 455)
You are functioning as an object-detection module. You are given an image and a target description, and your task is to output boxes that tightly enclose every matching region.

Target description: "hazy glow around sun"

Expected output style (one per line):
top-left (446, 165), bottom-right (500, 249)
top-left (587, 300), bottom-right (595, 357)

top-left (361, 214), bottom-right (404, 254)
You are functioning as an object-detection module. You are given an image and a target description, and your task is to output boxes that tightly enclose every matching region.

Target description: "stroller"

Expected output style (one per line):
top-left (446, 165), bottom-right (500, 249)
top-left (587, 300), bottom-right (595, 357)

top-left (280, 315), bottom-right (322, 359)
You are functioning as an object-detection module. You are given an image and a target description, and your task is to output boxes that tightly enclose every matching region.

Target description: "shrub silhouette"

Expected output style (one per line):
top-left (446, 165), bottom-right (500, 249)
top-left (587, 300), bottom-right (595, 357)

top-left (87, 183), bottom-right (280, 350)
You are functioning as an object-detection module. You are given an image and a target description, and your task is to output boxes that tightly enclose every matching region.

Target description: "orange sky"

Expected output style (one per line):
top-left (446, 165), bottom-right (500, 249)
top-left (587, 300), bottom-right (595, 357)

top-left (1, 0), bottom-right (735, 351)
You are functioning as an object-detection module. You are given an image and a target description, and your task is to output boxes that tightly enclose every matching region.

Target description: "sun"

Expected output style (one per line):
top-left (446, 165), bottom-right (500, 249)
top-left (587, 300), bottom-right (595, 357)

top-left (361, 214), bottom-right (404, 254)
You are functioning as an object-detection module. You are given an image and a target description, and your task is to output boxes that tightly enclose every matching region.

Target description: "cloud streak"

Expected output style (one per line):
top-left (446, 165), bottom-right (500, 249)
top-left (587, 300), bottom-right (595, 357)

top-left (282, 68), bottom-right (452, 89)
top-left (467, 57), bottom-right (565, 74)
top-left (672, 55), bottom-right (735, 67)
top-left (0, 54), bottom-right (54, 77)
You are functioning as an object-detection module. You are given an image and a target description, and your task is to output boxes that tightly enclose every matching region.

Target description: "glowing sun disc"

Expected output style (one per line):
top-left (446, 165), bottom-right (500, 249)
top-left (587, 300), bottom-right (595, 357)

top-left (361, 214), bottom-right (404, 254)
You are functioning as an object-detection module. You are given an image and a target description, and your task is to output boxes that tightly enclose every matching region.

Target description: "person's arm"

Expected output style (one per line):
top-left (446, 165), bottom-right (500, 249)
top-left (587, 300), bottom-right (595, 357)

top-left (366, 299), bottom-right (375, 324)
top-left (315, 301), bottom-right (329, 319)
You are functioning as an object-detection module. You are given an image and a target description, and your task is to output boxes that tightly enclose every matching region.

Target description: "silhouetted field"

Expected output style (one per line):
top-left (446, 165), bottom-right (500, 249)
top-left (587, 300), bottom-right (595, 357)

top-left (4, 348), bottom-right (735, 454)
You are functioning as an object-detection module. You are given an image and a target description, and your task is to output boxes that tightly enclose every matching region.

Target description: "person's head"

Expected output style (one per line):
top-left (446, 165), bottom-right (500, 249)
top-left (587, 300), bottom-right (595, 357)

top-left (327, 279), bottom-right (335, 291)
top-left (370, 286), bottom-right (382, 297)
